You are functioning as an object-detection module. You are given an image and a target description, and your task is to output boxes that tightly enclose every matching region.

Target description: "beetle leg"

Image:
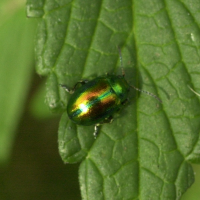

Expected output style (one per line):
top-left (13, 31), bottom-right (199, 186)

top-left (94, 124), bottom-right (100, 139)
top-left (103, 115), bottom-right (113, 124)
top-left (115, 99), bottom-right (129, 113)
top-left (93, 116), bottom-right (113, 139)
top-left (121, 99), bottom-right (128, 105)
top-left (60, 80), bottom-right (88, 94)
top-left (59, 84), bottom-right (73, 93)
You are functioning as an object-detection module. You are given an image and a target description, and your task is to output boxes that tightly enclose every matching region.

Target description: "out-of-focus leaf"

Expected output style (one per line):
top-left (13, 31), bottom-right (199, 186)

top-left (29, 81), bottom-right (60, 119)
top-left (0, 5), bottom-right (37, 164)
top-left (182, 164), bottom-right (200, 200)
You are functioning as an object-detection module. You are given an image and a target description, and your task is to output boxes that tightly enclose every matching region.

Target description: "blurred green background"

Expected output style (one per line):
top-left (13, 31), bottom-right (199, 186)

top-left (0, 1), bottom-right (80, 199)
top-left (0, 1), bottom-right (200, 200)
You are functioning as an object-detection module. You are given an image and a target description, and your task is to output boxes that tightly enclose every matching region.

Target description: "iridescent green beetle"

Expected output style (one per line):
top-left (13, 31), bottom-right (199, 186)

top-left (60, 49), bottom-right (162, 138)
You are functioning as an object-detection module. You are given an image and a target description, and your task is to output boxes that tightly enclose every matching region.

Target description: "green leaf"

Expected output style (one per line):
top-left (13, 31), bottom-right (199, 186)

top-left (27, 0), bottom-right (200, 199)
top-left (0, 3), bottom-right (37, 164)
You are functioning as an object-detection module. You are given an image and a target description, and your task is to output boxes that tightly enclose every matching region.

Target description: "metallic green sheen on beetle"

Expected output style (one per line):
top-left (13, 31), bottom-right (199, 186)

top-left (60, 49), bottom-right (161, 138)
top-left (67, 74), bottom-right (130, 126)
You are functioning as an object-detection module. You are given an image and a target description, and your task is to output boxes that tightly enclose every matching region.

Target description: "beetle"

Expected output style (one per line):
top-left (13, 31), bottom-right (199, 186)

top-left (60, 49), bottom-right (162, 138)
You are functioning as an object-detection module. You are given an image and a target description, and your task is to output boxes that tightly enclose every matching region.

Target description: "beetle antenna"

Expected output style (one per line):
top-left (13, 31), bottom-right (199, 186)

top-left (118, 47), bottom-right (125, 77)
top-left (117, 46), bottom-right (161, 103)
top-left (130, 85), bottom-right (162, 103)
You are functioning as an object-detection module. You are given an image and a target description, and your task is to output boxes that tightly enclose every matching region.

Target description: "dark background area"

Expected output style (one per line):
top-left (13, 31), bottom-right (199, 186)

top-left (0, 74), bottom-right (80, 200)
